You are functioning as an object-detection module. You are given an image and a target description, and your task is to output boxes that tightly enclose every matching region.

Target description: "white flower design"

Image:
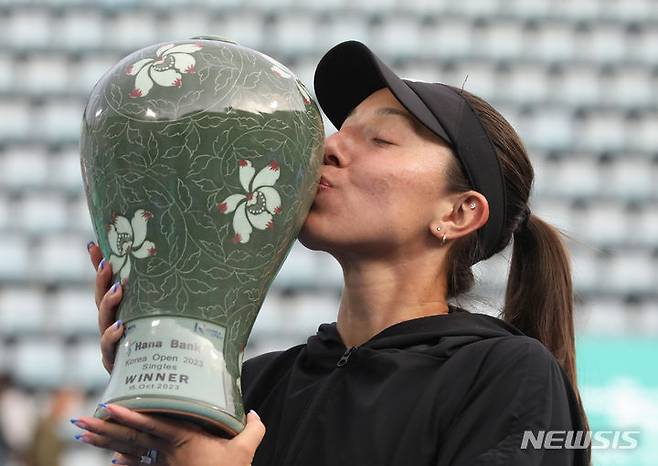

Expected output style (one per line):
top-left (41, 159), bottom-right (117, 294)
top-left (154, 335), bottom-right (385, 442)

top-left (106, 209), bottom-right (157, 284)
top-left (217, 160), bottom-right (282, 244)
top-left (125, 43), bottom-right (203, 98)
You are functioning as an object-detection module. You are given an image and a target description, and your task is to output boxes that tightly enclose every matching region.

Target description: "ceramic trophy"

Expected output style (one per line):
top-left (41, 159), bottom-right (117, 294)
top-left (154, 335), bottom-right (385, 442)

top-left (79, 35), bottom-right (324, 436)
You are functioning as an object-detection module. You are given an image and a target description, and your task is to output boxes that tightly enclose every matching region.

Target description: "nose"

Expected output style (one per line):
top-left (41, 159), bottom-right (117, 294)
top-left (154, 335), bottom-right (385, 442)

top-left (323, 131), bottom-right (347, 167)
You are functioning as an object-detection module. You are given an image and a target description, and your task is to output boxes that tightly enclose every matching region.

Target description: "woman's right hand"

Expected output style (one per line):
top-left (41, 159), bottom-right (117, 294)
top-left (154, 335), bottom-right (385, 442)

top-left (87, 241), bottom-right (125, 374)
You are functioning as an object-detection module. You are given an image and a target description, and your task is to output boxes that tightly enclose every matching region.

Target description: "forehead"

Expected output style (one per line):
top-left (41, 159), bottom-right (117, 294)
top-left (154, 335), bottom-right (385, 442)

top-left (345, 88), bottom-right (443, 143)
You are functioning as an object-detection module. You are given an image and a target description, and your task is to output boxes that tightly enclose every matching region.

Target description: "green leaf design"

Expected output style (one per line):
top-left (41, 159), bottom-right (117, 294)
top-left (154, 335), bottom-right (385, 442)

top-left (104, 122), bottom-right (127, 138)
top-left (177, 178), bottom-right (193, 211)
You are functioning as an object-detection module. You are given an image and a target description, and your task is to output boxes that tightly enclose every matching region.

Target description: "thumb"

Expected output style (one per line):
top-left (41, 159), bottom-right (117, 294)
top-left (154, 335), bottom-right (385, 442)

top-left (231, 410), bottom-right (266, 456)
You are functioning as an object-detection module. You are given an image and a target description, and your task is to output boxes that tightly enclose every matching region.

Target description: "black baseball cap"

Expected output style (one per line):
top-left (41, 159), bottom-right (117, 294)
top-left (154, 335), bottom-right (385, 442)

top-left (314, 40), bottom-right (507, 263)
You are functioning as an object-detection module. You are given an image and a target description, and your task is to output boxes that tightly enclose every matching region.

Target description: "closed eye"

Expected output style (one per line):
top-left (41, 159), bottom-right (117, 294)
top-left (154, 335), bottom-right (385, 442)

top-left (373, 138), bottom-right (395, 146)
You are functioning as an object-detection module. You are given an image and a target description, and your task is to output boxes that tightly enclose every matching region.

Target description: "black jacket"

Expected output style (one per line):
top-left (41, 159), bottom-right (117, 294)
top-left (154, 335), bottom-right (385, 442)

top-left (241, 305), bottom-right (588, 466)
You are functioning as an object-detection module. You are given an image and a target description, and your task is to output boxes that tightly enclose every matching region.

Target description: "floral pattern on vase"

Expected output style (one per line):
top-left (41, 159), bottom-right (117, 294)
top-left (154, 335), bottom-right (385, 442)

top-left (125, 43), bottom-right (203, 98)
top-left (217, 159), bottom-right (282, 244)
top-left (107, 208), bottom-right (157, 284)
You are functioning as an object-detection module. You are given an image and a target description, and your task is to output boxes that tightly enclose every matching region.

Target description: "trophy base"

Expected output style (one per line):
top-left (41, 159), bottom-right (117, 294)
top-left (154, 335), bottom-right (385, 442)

top-left (94, 395), bottom-right (242, 438)
top-left (95, 316), bottom-right (246, 438)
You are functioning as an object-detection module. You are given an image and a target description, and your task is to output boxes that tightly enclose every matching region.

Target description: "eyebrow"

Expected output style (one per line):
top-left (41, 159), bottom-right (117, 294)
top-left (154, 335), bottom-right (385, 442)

top-left (346, 106), bottom-right (426, 136)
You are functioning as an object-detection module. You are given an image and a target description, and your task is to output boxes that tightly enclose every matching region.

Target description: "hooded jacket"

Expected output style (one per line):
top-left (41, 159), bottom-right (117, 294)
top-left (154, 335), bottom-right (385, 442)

top-left (241, 305), bottom-right (588, 466)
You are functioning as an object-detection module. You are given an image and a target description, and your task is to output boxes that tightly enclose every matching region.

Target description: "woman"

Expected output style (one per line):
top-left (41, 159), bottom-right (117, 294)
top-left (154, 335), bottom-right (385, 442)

top-left (74, 41), bottom-right (590, 466)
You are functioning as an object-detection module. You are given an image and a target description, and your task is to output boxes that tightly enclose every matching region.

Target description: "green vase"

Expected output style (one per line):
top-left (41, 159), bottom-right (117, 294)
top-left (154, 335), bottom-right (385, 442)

top-left (79, 36), bottom-right (324, 436)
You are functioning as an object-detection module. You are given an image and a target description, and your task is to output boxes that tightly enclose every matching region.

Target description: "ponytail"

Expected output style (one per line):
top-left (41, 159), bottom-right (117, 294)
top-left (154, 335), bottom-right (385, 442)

top-left (504, 214), bottom-right (575, 386)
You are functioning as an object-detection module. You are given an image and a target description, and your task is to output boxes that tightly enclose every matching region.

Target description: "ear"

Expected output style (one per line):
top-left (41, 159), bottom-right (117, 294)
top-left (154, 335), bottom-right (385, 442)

top-left (430, 191), bottom-right (490, 243)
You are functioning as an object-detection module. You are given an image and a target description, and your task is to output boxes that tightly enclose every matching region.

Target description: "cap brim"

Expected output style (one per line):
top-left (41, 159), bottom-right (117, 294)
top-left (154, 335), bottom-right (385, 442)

top-left (314, 41), bottom-right (452, 144)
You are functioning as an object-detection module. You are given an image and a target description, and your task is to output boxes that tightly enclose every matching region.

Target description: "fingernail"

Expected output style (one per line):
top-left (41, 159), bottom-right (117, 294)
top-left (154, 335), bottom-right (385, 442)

top-left (111, 460), bottom-right (119, 465)
top-left (86, 240), bottom-right (95, 250)
top-left (114, 319), bottom-right (123, 329)
top-left (111, 282), bottom-right (119, 293)
top-left (249, 409), bottom-right (260, 420)
top-left (69, 417), bottom-right (79, 425)
top-left (74, 434), bottom-right (88, 443)
top-left (98, 402), bottom-right (108, 409)
top-left (98, 258), bottom-right (105, 271)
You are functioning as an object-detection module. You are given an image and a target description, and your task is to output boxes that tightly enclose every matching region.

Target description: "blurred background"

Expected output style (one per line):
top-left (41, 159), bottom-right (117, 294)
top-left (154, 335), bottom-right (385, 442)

top-left (0, 0), bottom-right (656, 464)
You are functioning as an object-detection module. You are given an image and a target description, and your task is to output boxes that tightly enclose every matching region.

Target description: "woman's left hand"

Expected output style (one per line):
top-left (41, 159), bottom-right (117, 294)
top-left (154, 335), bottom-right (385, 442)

top-left (71, 403), bottom-right (266, 466)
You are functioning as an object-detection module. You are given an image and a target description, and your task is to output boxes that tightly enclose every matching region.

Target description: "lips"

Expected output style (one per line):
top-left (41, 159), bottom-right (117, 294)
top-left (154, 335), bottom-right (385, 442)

top-left (319, 176), bottom-right (332, 188)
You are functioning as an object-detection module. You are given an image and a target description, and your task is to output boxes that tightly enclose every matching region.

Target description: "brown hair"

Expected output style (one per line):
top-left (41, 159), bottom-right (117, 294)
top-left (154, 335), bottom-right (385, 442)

top-left (443, 86), bottom-right (591, 463)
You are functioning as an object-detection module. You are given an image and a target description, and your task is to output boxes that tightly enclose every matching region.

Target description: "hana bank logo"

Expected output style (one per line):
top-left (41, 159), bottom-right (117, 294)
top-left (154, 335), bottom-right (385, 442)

top-left (521, 430), bottom-right (640, 450)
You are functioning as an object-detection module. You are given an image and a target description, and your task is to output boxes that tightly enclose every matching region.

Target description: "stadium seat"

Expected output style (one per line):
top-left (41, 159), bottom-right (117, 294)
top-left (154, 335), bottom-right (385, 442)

top-left (554, 65), bottom-right (602, 107)
top-left (316, 13), bottom-right (371, 55)
top-left (578, 200), bottom-right (627, 247)
top-left (10, 338), bottom-right (66, 388)
top-left (541, 156), bottom-right (601, 200)
top-left (0, 234), bottom-right (30, 281)
top-left (17, 54), bottom-right (70, 97)
top-left (49, 147), bottom-right (85, 193)
top-left (164, 9), bottom-right (212, 41)
top-left (527, 22), bottom-right (575, 63)
top-left (0, 100), bottom-right (32, 143)
top-left (601, 251), bottom-right (656, 295)
top-left (372, 16), bottom-right (423, 61)
top-left (522, 108), bottom-right (575, 151)
top-left (72, 53), bottom-right (121, 95)
top-left (38, 98), bottom-right (86, 144)
top-left (477, 21), bottom-right (525, 62)
top-left (578, 298), bottom-right (629, 335)
top-left (63, 339), bottom-right (110, 390)
top-left (50, 288), bottom-right (99, 338)
top-left (0, 53), bottom-right (15, 94)
top-left (576, 111), bottom-right (626, 153)
top-left (578, 24), bottom-right (627, 65)
top-left (500, 63), bottom-right (551, 104)
top-left (606, 157), bottom-right (654, 202)
top-left (107, 11), bottom-right (159, 52)
top-left (55, 9), bottom-right (105, 52)
top-left (0, 287), bottom-right (47, 337)
top-left (32, 234), bottom-right (91, 283)
top-left (421, 18), bottom-right (473, 61)
top-left (604, 67), bottom-right (655, 109)
top-left (5, 8), bottom-right (53, 51)
top-left (211, 11), bottom-right (266, 51)
top-left (271, 14), bottom-right (319, 56)
top-left (15, 192), bottom-right (69, 235)
top-left (625, 112), bottom-right (658, 154)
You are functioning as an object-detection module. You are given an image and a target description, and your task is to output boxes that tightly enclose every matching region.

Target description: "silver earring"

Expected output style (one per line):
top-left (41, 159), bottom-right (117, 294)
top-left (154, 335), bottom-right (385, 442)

top-left (441, 234), bottom-right (447, 245)
top-left (469, 201), bottom-right (476, 209)
top-left (436, 226), bottom-right (441, 231)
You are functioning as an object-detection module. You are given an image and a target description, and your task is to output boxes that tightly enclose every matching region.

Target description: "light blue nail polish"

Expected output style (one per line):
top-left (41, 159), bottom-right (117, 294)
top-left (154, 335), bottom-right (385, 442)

top-left (98, 258), bottom-right (105, 271)
top-left (111, 282), bottom-right (119, 293)
top-left (74, 434), bottom-right (85, 442)
top-left (86, 240), bottom-right (95, 250)
top-left (98, 402), bottom-right (108, 409)
top-left (69, 418), bottom-right (78, 425)
top-left (111, 460), bottom-right (118, 464)
top-left (114, 320), bottom-right (123, 329)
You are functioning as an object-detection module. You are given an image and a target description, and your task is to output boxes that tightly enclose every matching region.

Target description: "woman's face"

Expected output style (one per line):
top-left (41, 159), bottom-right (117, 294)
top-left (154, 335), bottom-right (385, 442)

top-left (298, 88), bottom-right (455, 260)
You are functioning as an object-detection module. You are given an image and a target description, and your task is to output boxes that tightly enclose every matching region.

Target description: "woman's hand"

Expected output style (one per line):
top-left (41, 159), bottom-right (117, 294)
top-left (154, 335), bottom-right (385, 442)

top-left (87, 241), bottom-right (125, 374)
top-left (72, 403), bottom-right (266, 466)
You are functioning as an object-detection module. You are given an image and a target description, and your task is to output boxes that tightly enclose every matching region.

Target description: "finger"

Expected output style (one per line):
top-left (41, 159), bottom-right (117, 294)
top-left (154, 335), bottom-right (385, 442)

top-left (112, 452), bottom-right (141, 466)
top-left (98, 281), bottom-right (122, 336)
top-left (100, 319), bottom-right (124, 373)
top-left (103, 404), bottom-right (183, 441)
top-left (88, 242), bottom-right (103, 270)
top-left (231, 410), bottom-right (266, 459)
top-left (76, 430), bottom-right (155, 459)
top-left (73, 416), bottom-right (168, 456)
top-left (95, 256), bottom-right (114, 309)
